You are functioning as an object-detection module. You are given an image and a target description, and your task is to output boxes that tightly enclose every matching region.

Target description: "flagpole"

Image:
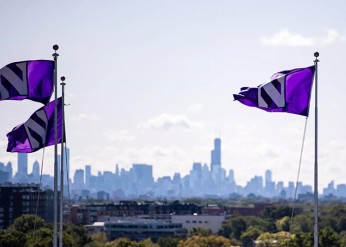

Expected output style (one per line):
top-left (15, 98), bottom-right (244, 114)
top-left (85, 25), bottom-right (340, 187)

top-left (52, 44), bottom-right (59, 247)
top-left (59, 76), bottom-right (66, 247)
top-left (313, 51), bottom-right (319, 247)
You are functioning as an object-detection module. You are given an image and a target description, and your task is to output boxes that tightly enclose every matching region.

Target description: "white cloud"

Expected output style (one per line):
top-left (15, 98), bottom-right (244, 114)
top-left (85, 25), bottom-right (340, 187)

top-left (323, 29), bottom-right (346, 44)
top-left (259, 29), bottom-right (346, 47)
top-left (186, 104), bottom-right (204, 114)
top-left (105, 130), bottom-right (135, 142)
top-left (260, 29), bottom-right (314, 47)
top-left (73, 113), bottom-right (100, 122)
top-left (138, 113), bottom-right (205, 130)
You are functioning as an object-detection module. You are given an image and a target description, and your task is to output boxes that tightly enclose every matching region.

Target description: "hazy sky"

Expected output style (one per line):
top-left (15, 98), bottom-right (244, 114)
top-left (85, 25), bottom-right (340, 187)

top-left (0, 0), bottom-right (346, 190)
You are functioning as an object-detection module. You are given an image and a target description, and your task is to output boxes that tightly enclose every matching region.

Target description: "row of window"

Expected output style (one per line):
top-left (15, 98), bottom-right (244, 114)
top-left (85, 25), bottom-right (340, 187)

top-left (106, 224), bottom-right (181, 229)
top-left (185, 220), bottom-right (208, 224)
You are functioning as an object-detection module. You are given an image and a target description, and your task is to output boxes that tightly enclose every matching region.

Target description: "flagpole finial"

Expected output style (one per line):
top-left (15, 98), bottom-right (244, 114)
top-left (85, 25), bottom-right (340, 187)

top-left (314, 52), bottom-right (319, 58)
top-left (53, 45), bottom-right (59, 51)
top-left (60, 76), bottom-right (66, 85)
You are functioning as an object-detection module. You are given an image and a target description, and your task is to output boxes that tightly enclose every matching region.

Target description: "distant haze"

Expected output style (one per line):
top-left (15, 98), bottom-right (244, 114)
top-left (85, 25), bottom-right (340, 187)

top-left (0, 0), bottom-right (345, 191)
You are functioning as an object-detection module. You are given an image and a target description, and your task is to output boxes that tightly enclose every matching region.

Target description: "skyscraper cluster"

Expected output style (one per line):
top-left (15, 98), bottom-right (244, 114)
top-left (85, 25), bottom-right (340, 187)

top-left (1, 139), bottom-right (346, 199)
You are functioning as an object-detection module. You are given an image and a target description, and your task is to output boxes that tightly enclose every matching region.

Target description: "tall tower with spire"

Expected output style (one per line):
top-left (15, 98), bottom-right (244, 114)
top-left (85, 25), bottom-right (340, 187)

top-left (211, 138), bottom-right (221, 172)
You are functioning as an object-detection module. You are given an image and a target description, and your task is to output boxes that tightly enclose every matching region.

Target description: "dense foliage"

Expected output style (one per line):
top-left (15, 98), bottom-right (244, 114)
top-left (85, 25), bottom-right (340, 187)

top-left (0, 214), bottom-right (90, 247)
top-left (3, 203), bottom-right (346, 246)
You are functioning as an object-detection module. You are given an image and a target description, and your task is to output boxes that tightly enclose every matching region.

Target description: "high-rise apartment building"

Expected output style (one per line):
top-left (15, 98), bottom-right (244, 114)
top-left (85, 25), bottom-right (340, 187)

top-left (0, 184), bottom-right (56, 229)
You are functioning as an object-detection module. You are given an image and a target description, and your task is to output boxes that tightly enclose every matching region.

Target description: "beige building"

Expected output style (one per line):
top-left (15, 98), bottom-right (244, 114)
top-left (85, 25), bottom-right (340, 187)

top-left (171, 214), bottom-right (227, 233)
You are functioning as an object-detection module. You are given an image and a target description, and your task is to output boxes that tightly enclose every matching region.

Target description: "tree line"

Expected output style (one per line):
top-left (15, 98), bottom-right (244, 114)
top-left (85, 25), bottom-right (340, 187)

top-left (1, 203), bottom-right (346, 246)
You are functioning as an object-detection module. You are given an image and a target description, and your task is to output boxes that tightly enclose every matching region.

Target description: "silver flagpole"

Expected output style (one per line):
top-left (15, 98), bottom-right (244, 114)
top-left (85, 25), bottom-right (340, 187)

top-left (313, 52), bottom-right (319, 247)
top-left (59, 76), bottom-right (66, 247)
top-left (52, 44), bottom-right (59, 247)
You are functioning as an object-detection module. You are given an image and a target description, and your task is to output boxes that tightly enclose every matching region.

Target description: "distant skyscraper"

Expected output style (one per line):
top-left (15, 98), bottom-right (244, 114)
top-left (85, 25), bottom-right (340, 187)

top-left (192, 162), bottom-right (202, 174)
top-left (74, 169), bottom-right (85, 189)
top-left (211, 138), bottom-right (221, 172)
top-left (131, 164), bottom-right (154, 194)
top-left (0, 162), bottom-right (9, 183)
top-left (228, 169), bottom-right (235, 184)
top-left (265, 170), bottom-right (272, 187)
top-left (17, 153), bottom-right (28, 178)
top-left (132, 164), bottom-right (153, 184)
top-left (32, 161), bottom-right (40, 179)
top-left (115, 164), bottom-right (119, 176)
top-left (85, 165), bottom-right (91, 187)
top-left (6, 162), bottom-right (12, 182)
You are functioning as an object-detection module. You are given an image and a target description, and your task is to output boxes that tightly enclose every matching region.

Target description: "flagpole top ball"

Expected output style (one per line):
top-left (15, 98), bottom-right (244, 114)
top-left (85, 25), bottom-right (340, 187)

top-left (314, 52), bottom-right (319, 58)
top-left (53, 45), bottom-right (59, 51)
top-left (60, 76), bottom-right (66, 86)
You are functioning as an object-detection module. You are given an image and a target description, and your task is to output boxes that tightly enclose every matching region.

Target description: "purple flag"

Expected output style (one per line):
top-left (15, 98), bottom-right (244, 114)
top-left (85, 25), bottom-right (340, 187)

top-left (6, 97), bottom-right (63, 153)
top-left (0, 60), bottom-right (54, 104)
top-left (233, 66), bottom-right (315, 117)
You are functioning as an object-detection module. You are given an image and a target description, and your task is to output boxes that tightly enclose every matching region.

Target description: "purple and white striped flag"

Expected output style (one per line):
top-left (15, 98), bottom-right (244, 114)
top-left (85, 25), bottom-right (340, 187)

top-left (6, 97), bottom-right (64, 153)
top-left (233, 66), bottom-right (315, 117)
top-left (0, 60), bottom-right (54, 104)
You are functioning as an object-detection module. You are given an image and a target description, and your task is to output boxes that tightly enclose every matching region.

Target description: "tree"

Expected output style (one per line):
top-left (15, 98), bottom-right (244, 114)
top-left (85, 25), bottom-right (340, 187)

top-left (0, 230), bottom-right (23, 247)
top-left (178, 235), bottom-right (235, 247)
top-left (25, 227), bottom-right (53, 247)
top-left (319, 228), bottom-right (340, 247)
top-left (338, 216), bottom-right (346, 232)
top-left (220, 216), bottom-right (247, 239)
top-left (246, 216), bottom-right (275, 233)
top-left (289, 232), bottom-right (307, 247)
top-left (9, 214), bottom-right (46, 234)
top-left (137, 238), bottom-right (159, 247)
top-left (188, 227), bottom-right (212, 237)
top-left (157, 237), bottom-right (180, 247)
top-left (240, 226), bottom-right (262, 247)
top-left (290, 214), bottom-right (313, 233)
top-left (256, 232), bottom-right (291, 247)
top-left (65, 224), bottom-right (91, 246)
top-left (339, 231), bottom-right (346, 247)
top-left (259, 206), bottom-right (292, 221)
top-left (103, 238), bottom-right (159, 247)
top-left (276, 216), bottom-right (290, 232)
top-left (84, 232), bottom-right (107, 247)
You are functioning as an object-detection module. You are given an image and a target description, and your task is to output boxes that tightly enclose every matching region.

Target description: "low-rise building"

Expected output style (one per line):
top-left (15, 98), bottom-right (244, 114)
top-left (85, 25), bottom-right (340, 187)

top-left (171, 214), bottom-right (227, 233)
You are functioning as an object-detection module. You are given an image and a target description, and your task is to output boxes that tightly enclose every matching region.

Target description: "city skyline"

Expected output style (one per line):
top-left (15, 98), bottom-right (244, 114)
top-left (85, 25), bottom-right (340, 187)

top-left (0, 1), bottom-right (346, 190)
top-left (1, 138), bottom-right (345, 200)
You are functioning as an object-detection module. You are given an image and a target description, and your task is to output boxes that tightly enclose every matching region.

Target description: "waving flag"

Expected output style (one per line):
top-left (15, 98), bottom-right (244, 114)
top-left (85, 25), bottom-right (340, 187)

top-left (0, 60), bottom-right (54, 104)
top-left (233, 66), bottom-right (315, 117)
top-left (7, 97), bottom-right (63, 153)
